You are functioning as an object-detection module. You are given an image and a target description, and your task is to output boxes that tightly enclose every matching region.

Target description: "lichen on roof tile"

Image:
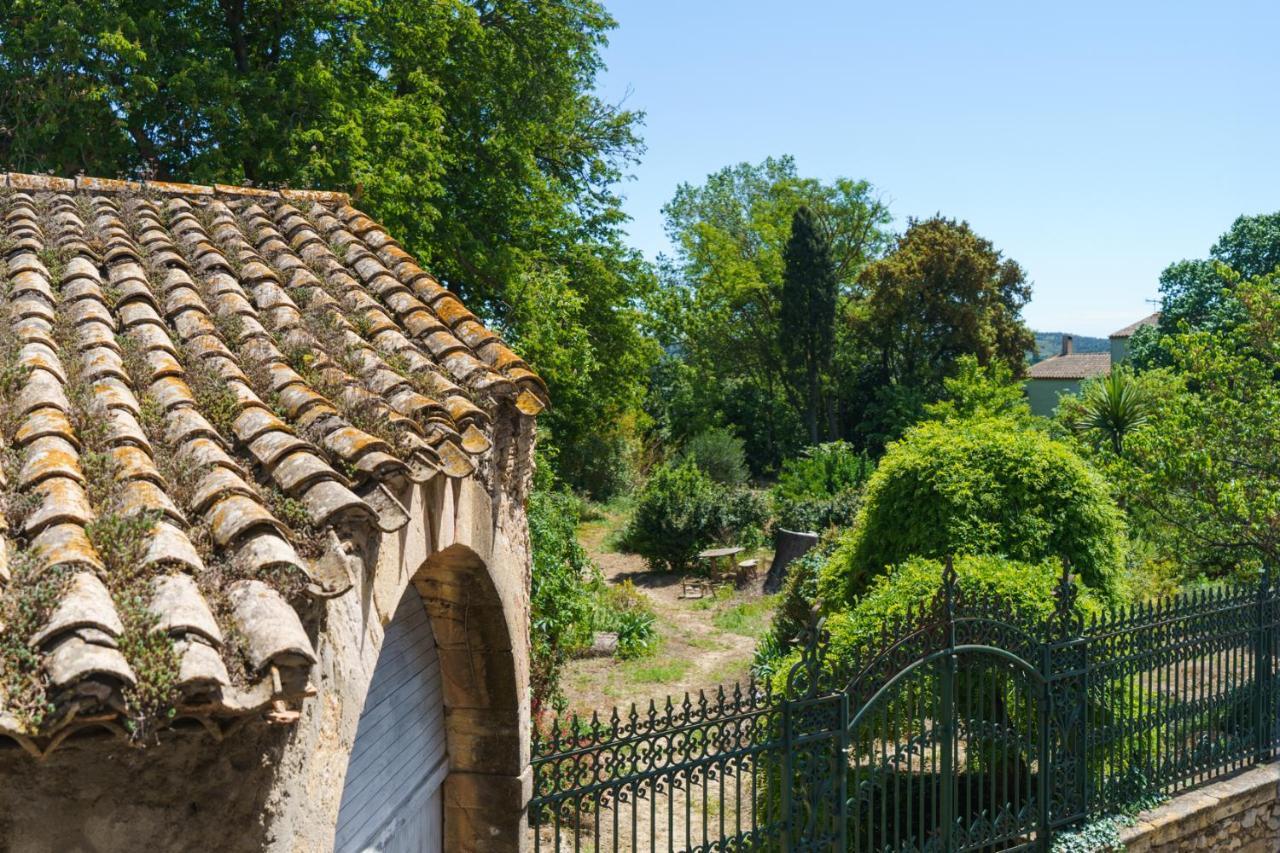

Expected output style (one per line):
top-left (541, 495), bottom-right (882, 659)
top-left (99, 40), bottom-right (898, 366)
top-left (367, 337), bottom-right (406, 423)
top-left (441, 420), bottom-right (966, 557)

top-left (0, 173), bottom-right (542, 751)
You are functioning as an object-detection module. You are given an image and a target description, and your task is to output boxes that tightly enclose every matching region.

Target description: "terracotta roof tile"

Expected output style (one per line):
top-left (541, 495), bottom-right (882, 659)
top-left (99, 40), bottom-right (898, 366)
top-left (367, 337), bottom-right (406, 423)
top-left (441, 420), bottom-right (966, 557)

top-left (1026, 353), bottom-right (1112, 380)
top-left (0, 173), bottom-right (542, 751)
top-left (1109, 312), bottom-right (1160, 339)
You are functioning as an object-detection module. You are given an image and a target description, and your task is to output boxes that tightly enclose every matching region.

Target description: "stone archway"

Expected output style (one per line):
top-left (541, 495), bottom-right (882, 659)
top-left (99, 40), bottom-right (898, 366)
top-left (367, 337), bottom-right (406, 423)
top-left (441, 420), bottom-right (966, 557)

top-left (411, 542), bottom-right (529, 853)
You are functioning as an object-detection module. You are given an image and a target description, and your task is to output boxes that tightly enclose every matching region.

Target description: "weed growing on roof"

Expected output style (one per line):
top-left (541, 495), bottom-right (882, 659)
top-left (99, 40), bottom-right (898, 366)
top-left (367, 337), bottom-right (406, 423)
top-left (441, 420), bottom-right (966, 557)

top-left (262, 486), bottom-right (326, 561)
top-left (0, 206), bottom-right (70, 730)
top-left (41, 209), bottom-right (183, 742)
top-left (87, 510), bottom-right (182, 742)
top-left (0, 552), bottom-right (72, 729)
top-left (180, 345), bottom-right (241, 435)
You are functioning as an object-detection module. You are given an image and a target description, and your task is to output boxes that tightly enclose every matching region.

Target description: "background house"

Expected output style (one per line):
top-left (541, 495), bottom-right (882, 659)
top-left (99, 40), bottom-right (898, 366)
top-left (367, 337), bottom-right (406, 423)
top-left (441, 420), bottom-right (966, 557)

top-left (1024, 334), bottom-right (1110, 416)
top-left (1109, 312), bottom-right (1160, 363)
top-left (1024, 314), bottom-right (1159, 416)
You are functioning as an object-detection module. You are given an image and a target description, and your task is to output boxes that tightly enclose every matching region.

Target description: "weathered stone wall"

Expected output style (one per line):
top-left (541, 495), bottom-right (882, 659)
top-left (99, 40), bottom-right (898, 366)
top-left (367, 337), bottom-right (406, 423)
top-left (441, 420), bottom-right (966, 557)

top-left (1119, 764), bottom-right (1280, 852)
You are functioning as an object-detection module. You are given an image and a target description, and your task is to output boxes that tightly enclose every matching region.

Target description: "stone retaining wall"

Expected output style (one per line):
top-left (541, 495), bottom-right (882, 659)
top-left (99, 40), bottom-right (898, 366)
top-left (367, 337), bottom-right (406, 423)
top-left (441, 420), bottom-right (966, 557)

top-left (1118, 764), bottom-right (1280, 852)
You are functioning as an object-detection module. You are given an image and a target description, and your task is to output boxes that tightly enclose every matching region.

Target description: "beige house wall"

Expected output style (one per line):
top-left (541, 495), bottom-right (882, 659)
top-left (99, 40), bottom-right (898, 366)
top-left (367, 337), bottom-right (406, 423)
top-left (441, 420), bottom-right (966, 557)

top-left (1025, 377), bottom-right (1083, 418)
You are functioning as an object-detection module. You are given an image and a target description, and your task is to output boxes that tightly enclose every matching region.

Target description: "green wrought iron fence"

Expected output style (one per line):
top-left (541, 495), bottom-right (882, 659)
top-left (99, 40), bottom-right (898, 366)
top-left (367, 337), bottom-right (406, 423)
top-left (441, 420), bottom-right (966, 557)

top-left (530, 563), bottom-right (1280, 852)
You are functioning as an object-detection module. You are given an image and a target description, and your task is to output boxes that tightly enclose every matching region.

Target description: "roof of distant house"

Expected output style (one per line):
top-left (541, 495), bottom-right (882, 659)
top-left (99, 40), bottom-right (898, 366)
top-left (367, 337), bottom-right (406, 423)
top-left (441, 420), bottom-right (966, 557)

top-left (1026, 353), bottom-right (1112, 380)
top-left (0, 172), bottom-right (544, 754)
top-left (1109, 312), bottom-right (1161, 339)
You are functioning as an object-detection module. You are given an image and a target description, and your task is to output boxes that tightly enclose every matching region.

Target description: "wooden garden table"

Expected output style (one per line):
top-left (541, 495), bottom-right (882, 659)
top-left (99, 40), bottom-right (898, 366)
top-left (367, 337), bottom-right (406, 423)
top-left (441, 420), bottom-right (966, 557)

top-left (697, 546), bottom-right (743, 582)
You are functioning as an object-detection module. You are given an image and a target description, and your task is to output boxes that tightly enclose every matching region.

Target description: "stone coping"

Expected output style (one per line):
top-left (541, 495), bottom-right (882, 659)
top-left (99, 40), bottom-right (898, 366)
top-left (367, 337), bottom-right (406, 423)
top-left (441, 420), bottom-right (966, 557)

top-left (3, 171), bottom-right (351, 204)
top-left (1118, 763), bottom-right (1280, 851)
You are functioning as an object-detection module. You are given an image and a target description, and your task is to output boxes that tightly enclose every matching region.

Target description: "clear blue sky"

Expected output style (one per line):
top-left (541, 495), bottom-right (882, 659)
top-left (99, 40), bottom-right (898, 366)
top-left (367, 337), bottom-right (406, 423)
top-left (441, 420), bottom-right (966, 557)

top-left (596, 1), bottom-right (1280, 336)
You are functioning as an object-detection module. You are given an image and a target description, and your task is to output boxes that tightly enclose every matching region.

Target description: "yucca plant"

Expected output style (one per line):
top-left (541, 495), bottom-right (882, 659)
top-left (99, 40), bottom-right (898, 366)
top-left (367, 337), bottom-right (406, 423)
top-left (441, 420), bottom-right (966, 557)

top-left (1076, 369), bottom-right (1152, 454)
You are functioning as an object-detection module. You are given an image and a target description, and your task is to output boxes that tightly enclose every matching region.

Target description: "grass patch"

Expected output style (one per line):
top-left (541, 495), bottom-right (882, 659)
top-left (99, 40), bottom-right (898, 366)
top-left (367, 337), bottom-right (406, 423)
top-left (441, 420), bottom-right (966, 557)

top-left (711, 595), bottom-right (779, 639)
top-left (622, 657), bottom-right (692, 685)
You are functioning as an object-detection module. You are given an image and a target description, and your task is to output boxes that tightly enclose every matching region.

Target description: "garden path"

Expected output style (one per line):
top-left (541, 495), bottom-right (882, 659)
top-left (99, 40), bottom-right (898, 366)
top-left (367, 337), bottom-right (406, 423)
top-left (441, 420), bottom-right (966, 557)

top-left (559, 505), bottom-right (777, 721)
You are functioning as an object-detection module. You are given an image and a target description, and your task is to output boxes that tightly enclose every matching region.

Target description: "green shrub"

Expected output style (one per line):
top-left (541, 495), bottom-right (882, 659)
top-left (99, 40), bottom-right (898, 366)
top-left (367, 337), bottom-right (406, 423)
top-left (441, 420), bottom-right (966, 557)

top-left (622, 461), bottom-right (768, 572)
top-left (805, 556), bottom-right (1103, 682)
top-left (528, 485), bottom-right (596, 713)
top-left (771, 442), bottom-right (873, 531)
top-left (679, 427), bottom-right (749, 485)
top-left (590, 581), bottom-right (658, 659)
top-left (817, 416), bottom-right (1126, 607)
top-left (768, 556), bottom-right (1150, 837)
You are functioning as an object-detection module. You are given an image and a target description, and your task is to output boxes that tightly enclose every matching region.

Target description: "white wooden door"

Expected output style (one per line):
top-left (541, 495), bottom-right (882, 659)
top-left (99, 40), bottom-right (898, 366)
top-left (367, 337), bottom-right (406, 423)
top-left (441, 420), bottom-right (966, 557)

top-left (334, 585), bottom-right (447, 852)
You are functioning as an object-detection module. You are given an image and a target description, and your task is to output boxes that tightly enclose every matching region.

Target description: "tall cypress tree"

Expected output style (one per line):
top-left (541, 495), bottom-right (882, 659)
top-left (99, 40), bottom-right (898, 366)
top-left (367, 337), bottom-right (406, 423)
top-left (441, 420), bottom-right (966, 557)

top-left (780, 206), bottom-right (838, 445)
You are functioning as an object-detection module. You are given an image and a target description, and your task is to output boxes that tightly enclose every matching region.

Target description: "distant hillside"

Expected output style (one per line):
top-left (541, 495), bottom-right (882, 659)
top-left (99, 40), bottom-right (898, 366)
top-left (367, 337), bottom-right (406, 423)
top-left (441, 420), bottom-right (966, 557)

top-left (1030, 332), bottom-right (1109, 363)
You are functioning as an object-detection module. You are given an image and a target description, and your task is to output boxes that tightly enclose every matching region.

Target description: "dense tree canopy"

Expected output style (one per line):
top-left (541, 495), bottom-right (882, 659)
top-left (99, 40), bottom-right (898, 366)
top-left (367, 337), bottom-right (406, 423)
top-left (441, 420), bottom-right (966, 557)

top-left (1107, 275), bottom-right (1280, 580)
top-left (0, 0), bottom-right (654, 494)
top-left (1129, 211), bottom-right (1280, 367)
top-left (849, 217), bottom-right (1035, 446)
top-left (780, 206), bottom-right (838, 445)
top-left (647, 156), bottom-right (892, 470)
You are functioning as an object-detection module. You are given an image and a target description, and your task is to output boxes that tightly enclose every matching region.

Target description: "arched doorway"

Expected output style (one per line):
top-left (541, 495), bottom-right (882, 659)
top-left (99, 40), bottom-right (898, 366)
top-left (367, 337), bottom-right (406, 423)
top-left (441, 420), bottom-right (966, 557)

top-left (334, 584), bottom-right (448, 852)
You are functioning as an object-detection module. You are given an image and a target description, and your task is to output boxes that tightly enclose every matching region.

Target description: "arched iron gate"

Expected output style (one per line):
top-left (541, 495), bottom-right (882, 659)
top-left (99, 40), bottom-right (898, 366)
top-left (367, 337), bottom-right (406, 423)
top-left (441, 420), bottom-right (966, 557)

top-left (778, 560), bottom-right (1084, 853)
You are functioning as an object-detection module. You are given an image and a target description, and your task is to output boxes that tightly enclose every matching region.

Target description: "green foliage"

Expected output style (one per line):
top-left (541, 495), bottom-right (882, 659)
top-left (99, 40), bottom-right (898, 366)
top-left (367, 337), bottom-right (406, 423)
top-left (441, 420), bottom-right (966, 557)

top-left (622, 462), bottom-right (768, 572)
top-left (1050, 793), bottom-right (1167, 853)
top-left (648, 156), bottom-right (892, 471)
top-left (85, 511), bottom-right (182, 742)
top-left (923, 355), bottom-right (1034, 424)
top-left (0, 551), bottom-right (71, 729)
top-left (800, 557), bottom-right (1103, 681)
top-left (506, 261), bottom-right (657, 498)
top-left (851, 217), bottom-right (1036, 447)
top-left (1130, 211), bottom-right (1280, 368)
top-left (780, 205), bottom-right (838, 444)
top-left (528, 472), bottom-right (659, 711)
top-left (817, 416), bottom-right (1126, 606)
top-left (528, 483), bottom-right (597, 713)
top-left (0, 0), bottom-right (653, 497)
top-left (678, 427), bottom-right (749, 486)
top-left (770, 442), bottom-right (873, 532)
top-left (1071, 368), bottom-right (1153, 454)
top-left (1103, 276), bottom-right (1280, 579)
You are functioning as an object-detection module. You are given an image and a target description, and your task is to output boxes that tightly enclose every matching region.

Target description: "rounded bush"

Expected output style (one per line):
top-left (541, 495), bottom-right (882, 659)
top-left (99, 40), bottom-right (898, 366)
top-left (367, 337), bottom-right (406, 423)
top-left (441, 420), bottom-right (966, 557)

top-left (770, 441), bottom-right (874, 532)
top-left (622, 461), bottom-right (768, 572)
top-left (773, 554), bottom-right (1103, 692)
top-left (817, 417), bottom-right (1125, 606)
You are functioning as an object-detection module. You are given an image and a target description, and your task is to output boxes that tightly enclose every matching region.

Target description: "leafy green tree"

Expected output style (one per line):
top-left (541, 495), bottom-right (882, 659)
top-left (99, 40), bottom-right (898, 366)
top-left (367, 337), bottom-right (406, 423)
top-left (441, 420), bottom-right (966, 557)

top-left (1112, 274), bottom-right (1280, 579)
top-left (770, 442), bottom-right (873, 532)
top-left (678, 427), bottom-right (749, 486)
top-left (1130, 211), bottom-right (1280, 367)
top-left (817, 415), bottom-right (1126, 606)
top-left (850, 217), bottom-right (1035, 446)
top-left (922, 355), bottom-right (1033, 424)
top-left (1071, 369), bottom-right (1152, 454)
top-left (527, 477), bottom-right (597, 714)
top-left (781, 206), bottom-right (838, 444)
top-left (0, 0), bottom-right (654, 495)
top-left (649, 156), bottom-right (891, 470)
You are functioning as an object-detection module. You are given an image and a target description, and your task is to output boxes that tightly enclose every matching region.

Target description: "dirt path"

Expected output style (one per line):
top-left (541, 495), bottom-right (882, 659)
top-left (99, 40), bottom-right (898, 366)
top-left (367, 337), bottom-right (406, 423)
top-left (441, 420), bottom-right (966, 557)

top-left (559, 509), bottom-right (777, 721)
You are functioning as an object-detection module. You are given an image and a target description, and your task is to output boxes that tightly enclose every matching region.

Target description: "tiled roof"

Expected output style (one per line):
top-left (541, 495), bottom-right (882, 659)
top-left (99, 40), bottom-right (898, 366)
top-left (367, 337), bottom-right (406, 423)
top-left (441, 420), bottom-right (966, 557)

top-left (1026, 353), bottom-right (1111, 380)
top-left (1109, 312), bottom-right (1160, 339)
top-left (0, 173), bottom-right (544, 754)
